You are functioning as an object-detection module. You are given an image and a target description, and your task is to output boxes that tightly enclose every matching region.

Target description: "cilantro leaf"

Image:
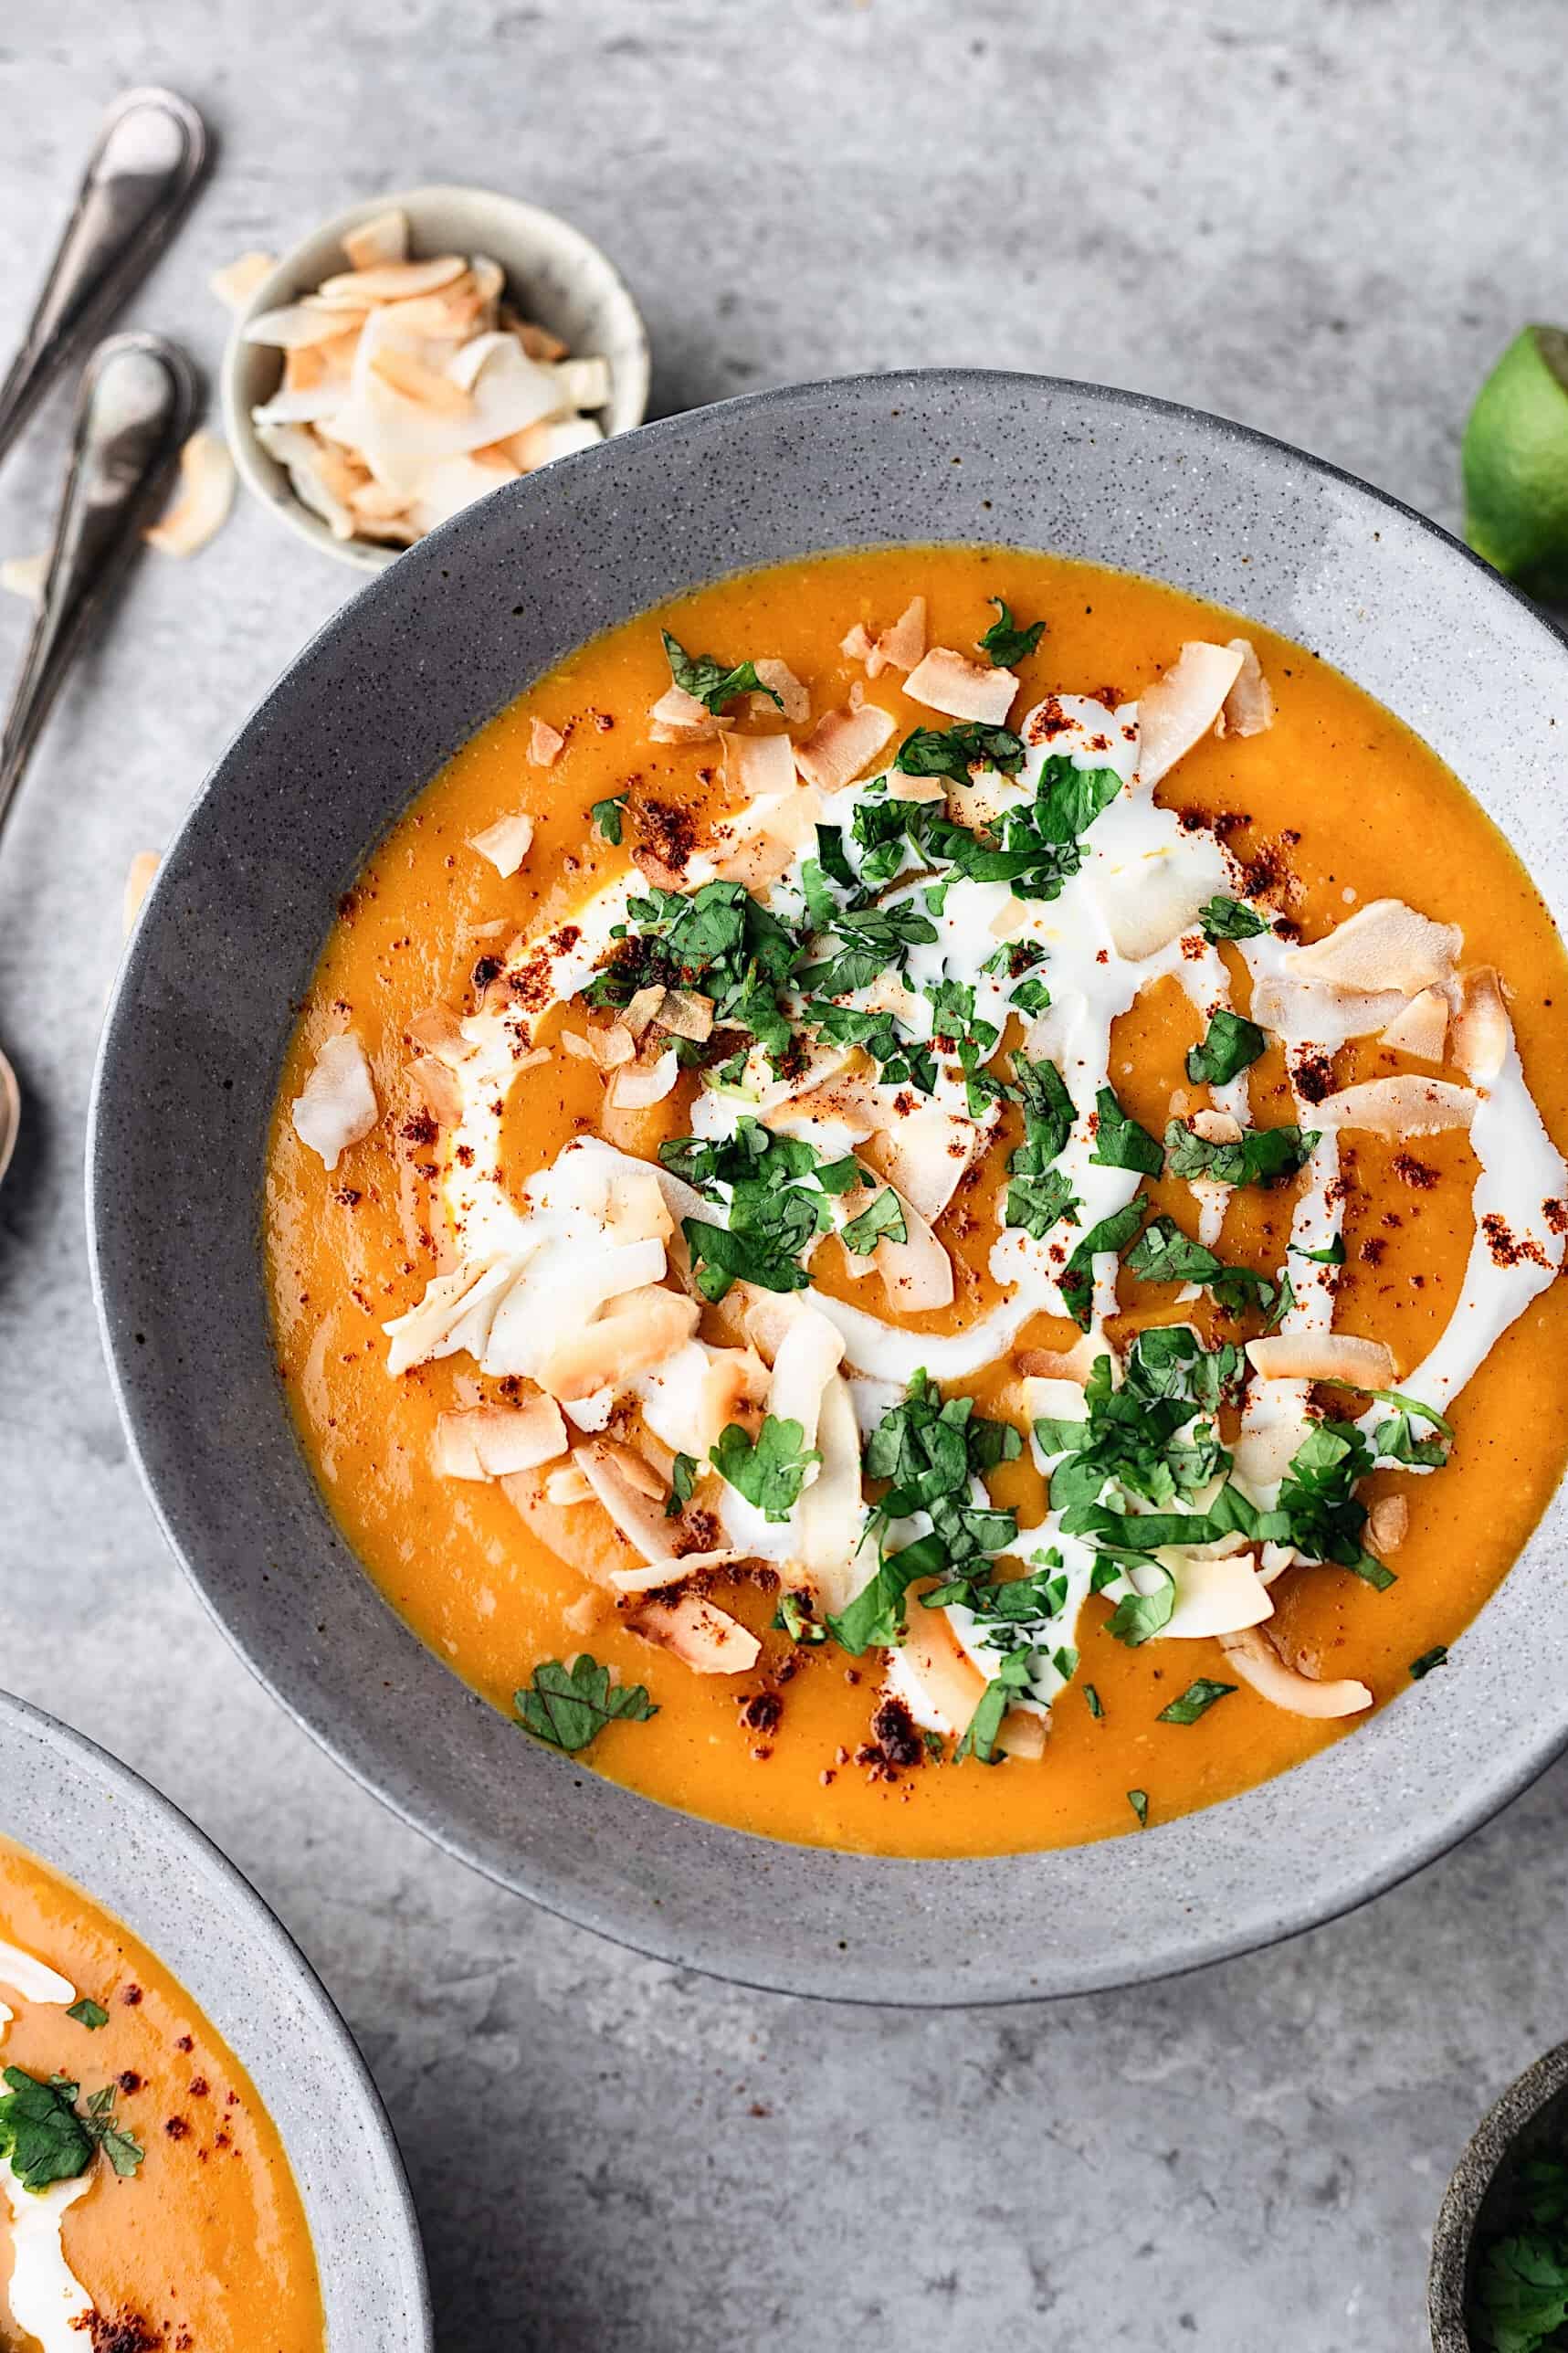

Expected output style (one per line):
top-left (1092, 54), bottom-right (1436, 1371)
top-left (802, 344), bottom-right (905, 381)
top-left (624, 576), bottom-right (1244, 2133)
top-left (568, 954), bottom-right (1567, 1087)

top-left (66, 1998), bottom-right (109, 2031)
top-left (1410, 1645), bottom-right (1448, 1680)
top-left (978, 597), bottom-right (1046, 668)
top-left (666, 1451), bottom-right (698, 1518)
top-left (828, 1531), bottom-right (947, 1654)
top-left (1165, 1119), bottom-right (1316, 1188)
top-left (1186, 1008), bottom-right (1266, 1086)
top-left (1084, 1683), bottom-right (1104, 1719)
top-left (661, 629), bottom-right (782, 713)
top-left (594, 880), bottom-right (803, 1064)
top-left (683, 1216), bottom-right (812, 1303)
top-left (1199, 895), bottom-right (1269, 942)
top-left (1005, 1166), bottom-right (1079, 1241)
top-left (1090, 1085), bottom-right (1163, 1176)
top-left (1471, 2233), bottom-right (1568, 2353)
top-left (1157, 1678), bottom-right (1237, 1725)
top-left (798, 900), bottom-right (940, 997)
top-left (895, 722), bottom-right (1026, 784)
top-left (1011, 1056), bottom-right (1076, 1171)
top-left (1127, 1788), bottom-right (1150, 1827)
top-left (0, 2069), bottom-right (143, 2191)
top-left (515, 1656), bottom-right (658, 1753)
top-left (590, 792), bottom-right (627, 846)
top-left (1272, 1421), bottom-right (1395, 1589)
top-left (1104, 1568), bottom-right (1175, 1646)
top-left (840, 1187), bottom-right (907, 1258)
top-left (773, 1591), bottom-right (826, 1645)
top-left (1290, 1235), bottom-right (1346, 1266)
top-left (955, 1650), bottom-right (1037, 1764)
top-left (710, 1415), bottom-right (820, 1522)
top-left (79, 2084), bottom-right (142, 2179)
top-left (1125, 1215), bottom-right (1286, 1320)
top-left (1060, 1198), bottom-right (1147, 1329)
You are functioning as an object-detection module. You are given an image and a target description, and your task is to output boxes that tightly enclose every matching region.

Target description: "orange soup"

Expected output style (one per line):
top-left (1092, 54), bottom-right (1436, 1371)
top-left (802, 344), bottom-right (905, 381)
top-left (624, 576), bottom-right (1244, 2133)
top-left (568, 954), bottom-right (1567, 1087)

top-left (0, 1837), bottom-right (323, 2352)
top-left (265, 546), bottom-right (1568, 1856)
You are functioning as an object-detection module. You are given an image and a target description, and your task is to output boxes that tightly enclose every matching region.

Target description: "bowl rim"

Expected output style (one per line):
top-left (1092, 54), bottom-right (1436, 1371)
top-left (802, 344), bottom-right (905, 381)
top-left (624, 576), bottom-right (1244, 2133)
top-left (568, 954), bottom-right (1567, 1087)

top-left (89, 364), bottom-right (1568, 2006)
top-left (1429, 2035), bottom-right (1568, 2349)
top-left (219, 178), bottom-right (652, 574)
top-left (0, 1685), bottom-right (433, 2350)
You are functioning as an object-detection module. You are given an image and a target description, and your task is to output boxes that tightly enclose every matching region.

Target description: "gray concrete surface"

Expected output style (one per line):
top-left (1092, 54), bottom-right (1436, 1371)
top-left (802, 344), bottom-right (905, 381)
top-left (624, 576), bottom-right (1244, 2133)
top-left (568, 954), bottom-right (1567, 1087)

top-left (1, 2), bottom-right (1563, 2345)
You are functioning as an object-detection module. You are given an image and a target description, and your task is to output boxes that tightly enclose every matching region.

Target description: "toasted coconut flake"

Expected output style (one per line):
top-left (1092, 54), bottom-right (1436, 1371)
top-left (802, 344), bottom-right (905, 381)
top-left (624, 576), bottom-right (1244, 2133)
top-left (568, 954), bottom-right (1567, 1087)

top-left (887, 770), bottom-right (946, 804)
top-left (535, 1283), bottom-right (699, 1402)
top-left (1100, 838), bottom-right (1227, 962)
top-left (863, 1177), bottom-right (953, 1313)
top-left (1160, 1551), bottom-right (1275, 1640)
top-left (1015, 1335), bottom-right (1100, 1385)
top-left (751, 658), bottom-right (809, 723)
top-left (584, 1023), bottom-right (637, 1070)
top-left (408, 1004), bottom-right (475, 1065)
top-left (795, 1371), bottom-right (864, 1614)
top-left (561, 1031), bottom-right (596, 1063)
top-left (606, 1047), bottom-right (679, 1110)
top-left (632, 1590), bottom-right (761, 1674)
top-left (874, 596), bottom-right (926, 677)
top-left (868, 1108), bottom-right (978, 1223)
top-left (1136, 641), bottom-right (1246, 786)
top-left (657, 989), bottom-right (714, 1043)
top-left (342, 210), bottom-right (410, 271)
top-left (142, 430), bottom-right (235, 558)
top-left (1218, 1626), bottom-right (1373, 1718)
top-left (840, 622), bottom-right (873, 663)
top-left (318, 255), bottom-right (467, 303)
top-left (1216, 638), bottom-right (1275, 737)
top-left (255, 419), bottom-right (359, 537)
top-left (210, 250), bottom-right (278, 311)
top-left (1190, 1108), bottom-right (1242, 1145)
top-left (572, 1440), bottom-right (674, 1562)
top-left (1313, 1075), bottom-right (1476, 1138)
top-left (699, 1346), bottom-right (771, 1451)
top-left (1378, 986), bottom-right (1450, 1063)
top-left (598, 1438), bottom-right (667, 1501)
top-left (793, 703), bottom-right (895, 794)
top-left (436, 1397), bottom-right (567, 1481)
top-left (766, 1303), bottom-right (846, 1454)
top-left (510, 414), bottom-right (603, 468)
top-left (610, 1547), bottom-right (756, 1595)
top-left (1288, 899), bottom-right (1461, 996)
top-left (903, 646), bottom-right (1017, 726)
top-left (618, 986), bottom-right (667, 1040)
top-left (543, 1462), bottom-right (594, 1505)
top-left (246, 301), bottom-right (369, 351)
top-left (290, 1031), bottom-right (378, 1170)
top-left (1451, 965), bottom-right (1510, 1082)
top-left (528, 718), bottom-right (564, 768)
top-left (507, 311), bottom-right (569, 361)
top-left (122, 849), bottom-right (159, 936)
top-left (1367, 1493), bottom-right (1409, 1555)
top-left (1246, 1331), bottom-right (1397, 1387)
top-left (649, 682), bottom-right (725, 744)
top-left (407, 1052), bottom-right (464, 1125)
top-left (468, 811), bottom-right (534, 876)
top-left (369, 344), bottom-right (472, 416)
top-left (723, 731), bottom-right (797, 799)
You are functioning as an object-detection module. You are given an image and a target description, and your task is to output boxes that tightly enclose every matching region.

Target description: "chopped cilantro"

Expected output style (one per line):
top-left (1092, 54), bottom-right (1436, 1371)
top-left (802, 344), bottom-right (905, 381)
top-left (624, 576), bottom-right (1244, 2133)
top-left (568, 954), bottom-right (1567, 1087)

top-left (1005, 1166), bottom-right (1079, 1241)
top-left (0, 2069), bottom-right (143, 2190)
top-left (683, 1214), bottom-right (812, 1303)
top-left (1125, 1215), bottom-right (1287, 1321)
top-left (1060, 1198), bottom-right (1148, 1329)
top-left (977, 597), bottom-right (1046, 667)
top-left (1410, 1645), bottom-right (1449, 1680)
top-left (592, 880), bottom-right (802, 1064)
top-left (1127, 1788), bottom-right (1150, 1828)
top-left (1199, 895), bottom-right (1269, 942)
top-left (1105, 1567), bottom-right (1175, 1646)
top-left (773, 1591), bottom-right (826, 1644)
top-left (1272, 1421), bottom-right (1396, 1590)
top-left (797, 899), bottom-right (940, 997)
top-left (1290, 1235), bottom-right (1346, 1266)
top-left (1038, 1336), bottom-right (1235, 1514)
top-left (661, 628), bottom-right (782, 713)
top-left (590, 792), bottom-right (627, 846)
top-left (66, 1998), bottom-right (109, 2031)
top-left (894, 722), bottom-right (1026, 784)
top-left (956, 1651), bottom-right (1037, 1764)
top-left (1165, 1119), bottom-right (1317, 1187)
top-left (1090, 1085), bottom-right (1164, 1176)
top-left (1084, 1683), bottom-right (1104, 1719)
top-left (664, 1120), bottom-right (851, 1301)
top-left (1157, 1678), bottom-right (1237, 1725)
top-left (666, 1451), bottom-right (698, 1517)
top-left (711, 1414), bottom-right (820, 1523)
top-left (1185, 1007), bottom-right (1266, 1086)
top-left (840, 1187), bottom-right (907, 1258)
top-left (1471, 2211), bottom-right (1568, 2353)
top-left (515, 1656), bottom-right (658, 1753)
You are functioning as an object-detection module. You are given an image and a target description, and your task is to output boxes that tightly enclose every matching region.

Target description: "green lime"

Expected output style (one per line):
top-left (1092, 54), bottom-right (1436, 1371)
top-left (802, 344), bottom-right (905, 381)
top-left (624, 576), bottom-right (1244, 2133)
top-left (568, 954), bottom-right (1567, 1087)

top-left (1462, 324), bottom-right (1568, 600)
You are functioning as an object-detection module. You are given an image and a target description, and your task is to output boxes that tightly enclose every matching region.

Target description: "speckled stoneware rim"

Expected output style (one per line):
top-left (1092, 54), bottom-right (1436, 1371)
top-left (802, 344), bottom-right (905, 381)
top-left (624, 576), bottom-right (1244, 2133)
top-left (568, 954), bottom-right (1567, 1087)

top-left (221, 182), bottom-right (652, 572)
top-left (0, 1688), bottom-right (432, 2348)
top-left (1429, 2037), bottom-right (1568, 2348)
top-left (89, 368), bottom-right (1568, 2007)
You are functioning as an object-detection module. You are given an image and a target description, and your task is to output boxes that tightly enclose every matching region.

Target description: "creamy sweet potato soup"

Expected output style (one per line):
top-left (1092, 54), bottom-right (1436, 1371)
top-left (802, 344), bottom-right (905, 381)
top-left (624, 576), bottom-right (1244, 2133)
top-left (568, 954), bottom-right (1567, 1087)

top-left (267, 546), bottom-right (1568, 1856)
top-left (0, 1837), bottom-right (322, 2352)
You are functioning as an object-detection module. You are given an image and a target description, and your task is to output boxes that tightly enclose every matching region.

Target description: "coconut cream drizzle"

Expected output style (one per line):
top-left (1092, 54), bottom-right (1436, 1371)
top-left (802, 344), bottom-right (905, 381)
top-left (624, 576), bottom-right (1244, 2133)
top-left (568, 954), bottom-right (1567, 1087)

top-left (383, 641), bottom-right (1568, 1732)
top-left (0, 1941), bottom-right (97, 2353)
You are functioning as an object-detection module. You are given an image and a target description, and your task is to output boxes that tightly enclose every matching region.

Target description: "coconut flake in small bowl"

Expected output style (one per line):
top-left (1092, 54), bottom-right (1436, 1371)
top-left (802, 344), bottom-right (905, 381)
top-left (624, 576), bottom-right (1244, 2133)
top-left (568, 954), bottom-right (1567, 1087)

top-left (220, 185), bottom-right (649, 571)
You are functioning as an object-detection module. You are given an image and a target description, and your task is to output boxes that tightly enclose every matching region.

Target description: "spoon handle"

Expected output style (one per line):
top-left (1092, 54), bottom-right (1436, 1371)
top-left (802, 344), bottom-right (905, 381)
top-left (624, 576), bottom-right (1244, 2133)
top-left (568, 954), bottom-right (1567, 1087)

top-left (0, 332), bottom-right (199, 839)
top-left (0, 88), bottom-right (209, 469)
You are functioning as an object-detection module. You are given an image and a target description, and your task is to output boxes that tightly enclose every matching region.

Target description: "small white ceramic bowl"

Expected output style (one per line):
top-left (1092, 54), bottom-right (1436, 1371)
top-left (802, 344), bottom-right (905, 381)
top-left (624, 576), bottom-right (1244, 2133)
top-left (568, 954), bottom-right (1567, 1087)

top-left (221, 183), bottom-right (650, 573)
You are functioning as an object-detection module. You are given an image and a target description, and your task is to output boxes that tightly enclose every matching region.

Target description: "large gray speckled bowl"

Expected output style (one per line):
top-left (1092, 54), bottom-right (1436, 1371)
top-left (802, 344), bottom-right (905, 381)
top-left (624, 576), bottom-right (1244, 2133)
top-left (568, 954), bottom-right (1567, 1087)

top-left (88, 369), bottom-right (1568, 2006)
top-left (0, 1689), bottom-right (431, 2348)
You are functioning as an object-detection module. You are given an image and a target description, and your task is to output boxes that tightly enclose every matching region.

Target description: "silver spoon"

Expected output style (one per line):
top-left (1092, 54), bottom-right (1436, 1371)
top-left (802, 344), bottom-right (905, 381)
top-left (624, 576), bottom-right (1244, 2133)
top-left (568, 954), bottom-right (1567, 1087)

top-left (0, 88), bottom-right (208, 467)
top-left (0, 332), bottom-right (199, 1187)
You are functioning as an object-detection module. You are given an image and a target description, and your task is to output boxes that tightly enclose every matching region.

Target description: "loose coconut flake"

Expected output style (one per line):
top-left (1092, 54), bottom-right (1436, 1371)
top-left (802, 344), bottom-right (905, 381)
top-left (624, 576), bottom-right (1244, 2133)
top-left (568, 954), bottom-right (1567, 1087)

top-left (1450, 965), bottom-right (1510, 1082)
top-left (1136, 641), bottom-right (1245, 786)
top-left (142, 430), bottom-right (235, 558)
top-left (1378, 986), bottom-right (1450, 1063)
top-left (793, 703), bottom-right (895, 795)
top-left (291, 1031), bottom-right (378, 1169)
top-left (1245, 1331), bottom-right (1397, 1388)
top-left (903, 646), bottom-right (1017, 726)
top-left (1312, 1075), bottom-right (1477, 1138)
top-left (210, 250), bottom-right (279, 311)
top-left (528, 718), bottom-right (565, 768)
top-left (468, 811), bottom-right (534, 876)
top-left (1215, 638), bottom-right (1275, 738)
top-left (1217, 1626), bottom-right (1373, 1719)
top-left (1287, 899), bottom-right (1461, 997)
top-left (436, 1397), bottom-right (568, 1480)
